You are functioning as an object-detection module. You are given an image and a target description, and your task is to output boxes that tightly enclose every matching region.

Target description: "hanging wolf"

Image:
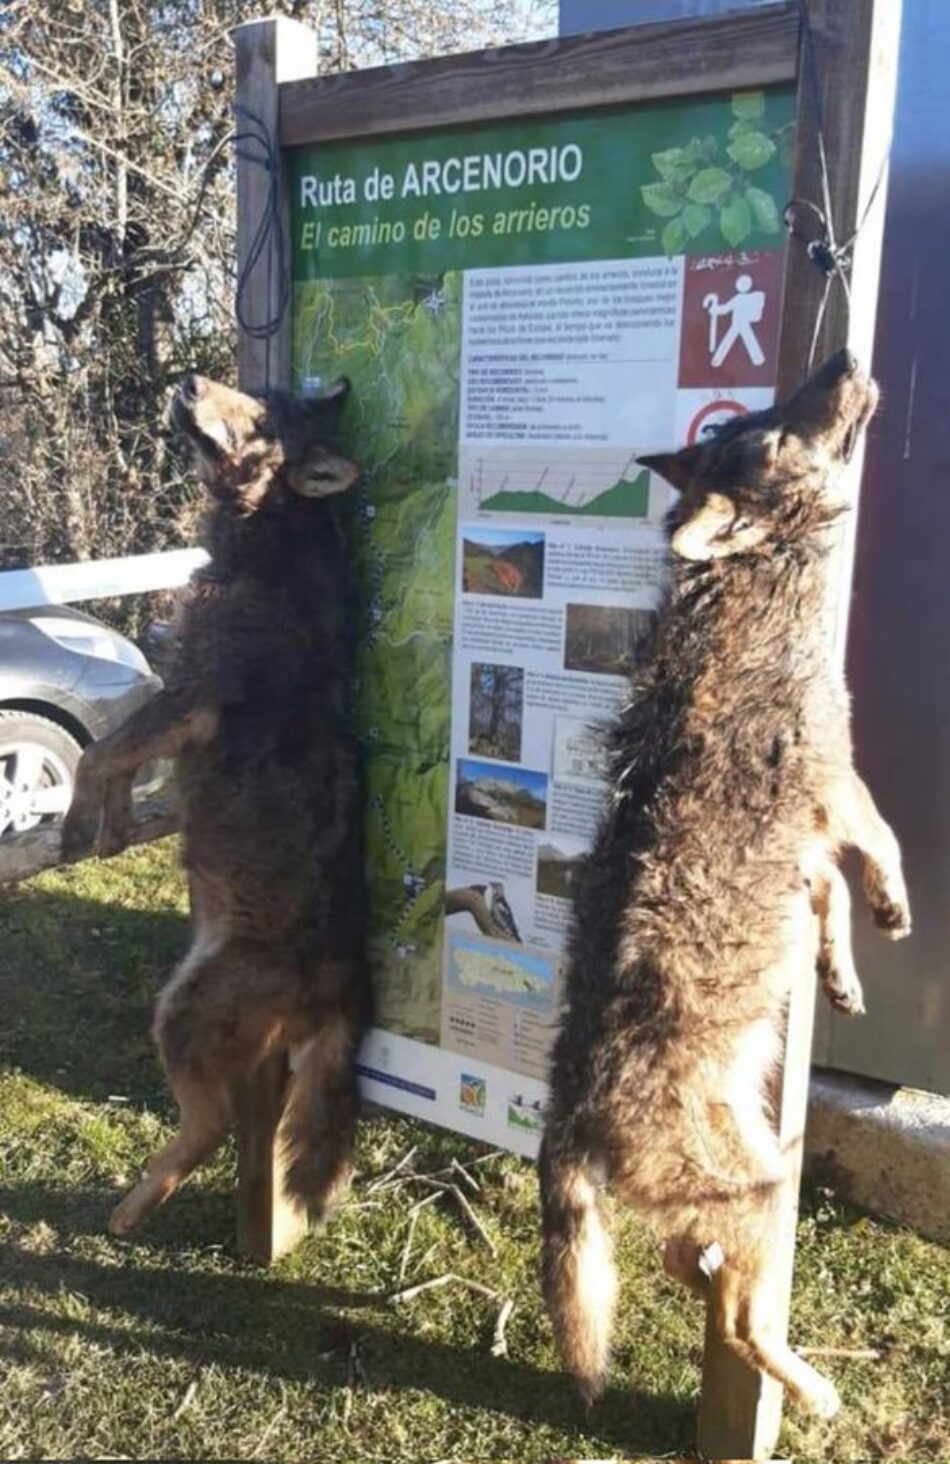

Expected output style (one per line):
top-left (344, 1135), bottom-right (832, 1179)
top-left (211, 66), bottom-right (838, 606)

top-left (61, 373), bottom-right (370, 1237)
top-left (540, 350), bottom-right (911, 1420)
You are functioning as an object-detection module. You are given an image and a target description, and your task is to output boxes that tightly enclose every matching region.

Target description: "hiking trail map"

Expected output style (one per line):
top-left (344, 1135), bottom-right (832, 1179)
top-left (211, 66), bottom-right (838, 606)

top-left (290, 88), bottom-right (794, 1154)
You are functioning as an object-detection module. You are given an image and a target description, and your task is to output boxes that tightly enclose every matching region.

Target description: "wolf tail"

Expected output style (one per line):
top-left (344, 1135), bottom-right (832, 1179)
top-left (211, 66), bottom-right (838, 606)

top-left (277, 1013), bottom-right (359, 1218)
top-left (539, 1129), bottom-right (617, 1404)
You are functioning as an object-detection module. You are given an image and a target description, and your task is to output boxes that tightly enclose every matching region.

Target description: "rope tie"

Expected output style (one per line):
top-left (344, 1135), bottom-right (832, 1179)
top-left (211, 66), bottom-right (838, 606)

top-left (785, 0), bottom-right (890, 373)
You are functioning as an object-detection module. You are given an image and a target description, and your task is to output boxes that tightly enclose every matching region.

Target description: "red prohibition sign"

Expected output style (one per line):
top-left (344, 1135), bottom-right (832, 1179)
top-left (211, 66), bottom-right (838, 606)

top-left (686, 398), bottom-right (748, 445)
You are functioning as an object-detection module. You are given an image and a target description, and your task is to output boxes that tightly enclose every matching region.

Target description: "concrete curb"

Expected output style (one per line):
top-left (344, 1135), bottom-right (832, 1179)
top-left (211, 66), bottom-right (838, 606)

top-left (806, 1068), bottom-right (950, 1245)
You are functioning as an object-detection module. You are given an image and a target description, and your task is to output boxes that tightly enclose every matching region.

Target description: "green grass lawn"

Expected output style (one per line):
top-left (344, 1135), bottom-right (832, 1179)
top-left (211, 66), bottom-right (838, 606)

top-left (0, 841), bottom-right (947, 1462)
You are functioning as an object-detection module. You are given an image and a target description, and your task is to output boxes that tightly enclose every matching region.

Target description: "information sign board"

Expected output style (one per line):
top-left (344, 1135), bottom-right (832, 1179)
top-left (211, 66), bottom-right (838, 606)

top-left (289, 89), bottom-right (795, 1153)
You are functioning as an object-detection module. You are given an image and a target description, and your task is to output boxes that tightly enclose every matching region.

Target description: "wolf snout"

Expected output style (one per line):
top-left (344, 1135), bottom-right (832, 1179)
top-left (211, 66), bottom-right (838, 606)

top-left (831, 346), bottom-right (859, 378)
top-left (177, 374), bottom-right (206, 405)
top-left (171, 375), bottom-right (214, 435)
top-left (815, 347), bottom-right (863, 396)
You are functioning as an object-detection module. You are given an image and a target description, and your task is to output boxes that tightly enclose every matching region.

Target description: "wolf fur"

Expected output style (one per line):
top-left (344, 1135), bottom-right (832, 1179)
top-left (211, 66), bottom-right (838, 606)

top-left (61, 374), bottom-right (370, 1236)
top-left (540, 351), bottom-right (910, 1419)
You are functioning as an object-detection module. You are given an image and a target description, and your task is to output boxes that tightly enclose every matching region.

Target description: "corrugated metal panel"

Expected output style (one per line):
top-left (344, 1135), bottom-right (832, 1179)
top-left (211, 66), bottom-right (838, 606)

top-left (559, 0), bottom-right (949, 1093)
top-left (816, 0), bottom-right (950, 1093)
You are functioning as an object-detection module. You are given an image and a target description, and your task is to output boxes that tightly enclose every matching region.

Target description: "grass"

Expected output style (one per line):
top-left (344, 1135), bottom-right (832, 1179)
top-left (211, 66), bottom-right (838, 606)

top-left (0, 841), bottom-right (947, 1462)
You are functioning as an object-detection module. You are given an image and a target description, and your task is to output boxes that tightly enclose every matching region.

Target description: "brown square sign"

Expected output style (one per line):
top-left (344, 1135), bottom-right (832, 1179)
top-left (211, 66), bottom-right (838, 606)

top-left (678, 249), bottom-right (786, 389)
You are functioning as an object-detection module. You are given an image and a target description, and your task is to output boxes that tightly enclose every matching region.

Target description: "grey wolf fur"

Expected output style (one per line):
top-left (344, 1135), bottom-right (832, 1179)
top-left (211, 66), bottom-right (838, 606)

top-left (61, 375), bottom-right (369, 1236)
top-left (540, 351), bottom-right (910, 1420)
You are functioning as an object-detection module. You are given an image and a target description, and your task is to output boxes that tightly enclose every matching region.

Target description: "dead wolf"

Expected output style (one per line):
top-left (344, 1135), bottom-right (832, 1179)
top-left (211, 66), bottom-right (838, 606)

top-left (61, 374), bottom-right (370, 1236)
top-left (540, 350), bottom-right (910, 1420)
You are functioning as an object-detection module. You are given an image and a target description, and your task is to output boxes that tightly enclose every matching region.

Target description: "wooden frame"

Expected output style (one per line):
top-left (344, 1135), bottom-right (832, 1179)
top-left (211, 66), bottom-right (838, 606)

top-left (278, 4), bottom-right (800, 143)
top-left (226, 1), bottom-right (900, 1453)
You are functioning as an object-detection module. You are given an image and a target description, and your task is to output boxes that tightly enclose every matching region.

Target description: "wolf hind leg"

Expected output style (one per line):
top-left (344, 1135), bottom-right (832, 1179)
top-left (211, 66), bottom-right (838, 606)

top-left (677, 1026), bottom-right (839, 1414)
top-left (109, 1073), bottom-right (233, 1235)
top-left (710, 1235), bottom-right (840, 1419)
top-left (109, 939), bottom-right (286, 1236)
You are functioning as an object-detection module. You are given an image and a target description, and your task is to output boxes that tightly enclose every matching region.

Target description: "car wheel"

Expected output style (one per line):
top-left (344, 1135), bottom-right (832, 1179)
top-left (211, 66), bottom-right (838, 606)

top-left (0, 710), bottom-right (82, 839)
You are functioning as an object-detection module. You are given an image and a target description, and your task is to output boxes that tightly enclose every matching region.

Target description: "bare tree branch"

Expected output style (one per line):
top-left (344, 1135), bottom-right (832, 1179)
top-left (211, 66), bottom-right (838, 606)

top-left (0, 0), bottom-right (554, 609)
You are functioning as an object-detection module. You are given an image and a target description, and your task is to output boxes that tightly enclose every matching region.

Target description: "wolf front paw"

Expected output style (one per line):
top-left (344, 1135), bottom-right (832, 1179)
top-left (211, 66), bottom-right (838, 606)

top-left (95, 778), bottom-right (134, 859)
top-left (821, 969), bottom-right (866, 1016)
top-left (97, 817), bottom-right (131, 860)
top-left (818, 948), bottom-right (866, 1017)
top-left (60, 804), bottom-right (100, 863)
top-left (872, 896), bottom-right (912, 941)
top-left (864, 863), bottom-right (912, 941)
top-left (97, 829), bottom-right (130, 859)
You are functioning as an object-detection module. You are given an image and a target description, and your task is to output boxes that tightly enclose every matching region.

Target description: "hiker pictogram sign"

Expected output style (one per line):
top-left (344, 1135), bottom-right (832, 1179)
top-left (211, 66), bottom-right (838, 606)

top-left (679, 248), bottom-right (784, 388)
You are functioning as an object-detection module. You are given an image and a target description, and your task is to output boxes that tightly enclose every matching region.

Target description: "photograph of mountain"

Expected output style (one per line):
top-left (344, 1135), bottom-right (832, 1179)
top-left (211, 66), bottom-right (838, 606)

top-left (462, 527), bottom-right (545, 599)
top-left (455, 758), bottom-right (548, 830)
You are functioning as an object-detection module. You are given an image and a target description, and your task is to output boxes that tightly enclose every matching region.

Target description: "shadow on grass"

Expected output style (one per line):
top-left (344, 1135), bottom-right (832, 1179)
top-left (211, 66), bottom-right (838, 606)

top-left (0, 884), bottom-right (185, 1107)
top-left (0, 1186), bottom-right (690, 1456)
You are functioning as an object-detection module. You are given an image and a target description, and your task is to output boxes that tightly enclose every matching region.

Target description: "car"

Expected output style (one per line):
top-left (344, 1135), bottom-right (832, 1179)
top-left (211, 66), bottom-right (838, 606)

top-left (0, 605), bottom-right (162, 841)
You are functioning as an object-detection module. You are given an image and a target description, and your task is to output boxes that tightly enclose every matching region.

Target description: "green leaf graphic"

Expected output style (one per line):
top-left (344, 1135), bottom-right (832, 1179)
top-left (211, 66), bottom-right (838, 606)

top-left (651, 147), bottom-right (696, 183)
top-left (641, 181), bottom-right (683, 218)
top-left (662, 216), bottom-right (687, 257)
top-left (687, 167), bottom-right (732, 204)
top-left (683, 202), bottom-right (711, 238)
top-left (729, 117), bottom-right (757, 140)
top-left (720, 194), bottom-right (753, 247)
top-left (732, 90), bottom-right (766, 119)
top-left (728, 132), bottom-right (777, 171)
top-left (745, 185), bottom-right (781, 233)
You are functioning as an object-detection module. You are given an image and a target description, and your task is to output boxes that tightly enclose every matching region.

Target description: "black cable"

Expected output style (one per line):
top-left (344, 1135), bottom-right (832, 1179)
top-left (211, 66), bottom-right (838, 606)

top-left (233, 102), bottom-right (288, 389)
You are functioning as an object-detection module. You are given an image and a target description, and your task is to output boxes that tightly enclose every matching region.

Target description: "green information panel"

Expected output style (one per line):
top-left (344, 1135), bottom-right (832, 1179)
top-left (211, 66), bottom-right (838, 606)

top-left (290, 87), bottom-right (794, 1151)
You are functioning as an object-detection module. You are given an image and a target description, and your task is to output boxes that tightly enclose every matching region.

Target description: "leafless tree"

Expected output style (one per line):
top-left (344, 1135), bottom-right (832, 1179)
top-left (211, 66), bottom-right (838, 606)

top-left (0, 0), bottom-right (553, 607)
top-left (469, 662), bottom-right (524, 760)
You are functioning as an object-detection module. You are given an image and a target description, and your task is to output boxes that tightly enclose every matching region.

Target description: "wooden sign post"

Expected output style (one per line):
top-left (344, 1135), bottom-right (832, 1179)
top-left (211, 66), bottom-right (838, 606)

top-left (699, 2), bottom-right (900, 1456)
top-left (233, 3), bottom-right (900, 1454)
top-left (232, 16), bottom-right (319, 1262)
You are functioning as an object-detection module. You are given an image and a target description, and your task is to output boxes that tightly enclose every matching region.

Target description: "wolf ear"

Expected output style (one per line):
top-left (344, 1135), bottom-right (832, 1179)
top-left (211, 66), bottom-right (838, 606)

top-left (638, 445), bottom-right (704, 493)
top-left (288, 444), bottom-right (359, 498)
top-left (671, 492), bottom-right (767, 561)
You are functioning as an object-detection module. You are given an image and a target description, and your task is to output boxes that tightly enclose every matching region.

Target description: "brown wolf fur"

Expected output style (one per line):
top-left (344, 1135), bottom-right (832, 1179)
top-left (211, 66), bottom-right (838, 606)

top-left (61, 374), bottom-right (370, 1236)
top-left (540, 351), bottom-right (910, 1420)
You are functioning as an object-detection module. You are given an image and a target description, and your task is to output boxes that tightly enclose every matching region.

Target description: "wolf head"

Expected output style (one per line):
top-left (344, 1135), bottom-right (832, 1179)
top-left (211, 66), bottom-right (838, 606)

top-left (639, 350), bottom-right (878, 562)
top-left (172, 375), bottom-right (358, 514)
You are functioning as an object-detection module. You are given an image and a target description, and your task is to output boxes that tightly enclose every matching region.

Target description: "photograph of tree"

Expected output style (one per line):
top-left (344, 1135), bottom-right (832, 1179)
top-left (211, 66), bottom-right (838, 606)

top-left (469, 662), bottom-right (524, 762)
top-left (564, 604), bottom-right (653, 677)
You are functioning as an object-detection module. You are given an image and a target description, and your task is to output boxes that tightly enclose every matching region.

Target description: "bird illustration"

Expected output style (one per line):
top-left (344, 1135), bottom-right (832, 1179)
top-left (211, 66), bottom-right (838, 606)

top-left (488, 881), bottom-right (522, 943)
